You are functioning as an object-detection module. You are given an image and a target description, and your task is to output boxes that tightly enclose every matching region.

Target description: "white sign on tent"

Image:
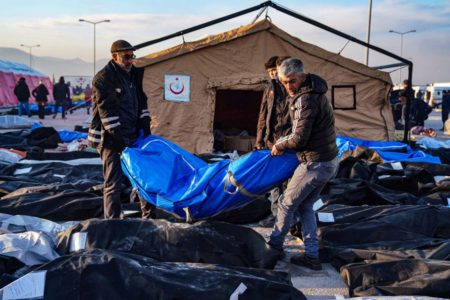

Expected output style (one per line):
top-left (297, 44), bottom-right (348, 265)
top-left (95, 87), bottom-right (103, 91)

top-left (164, 74), bottom-right (190, 102)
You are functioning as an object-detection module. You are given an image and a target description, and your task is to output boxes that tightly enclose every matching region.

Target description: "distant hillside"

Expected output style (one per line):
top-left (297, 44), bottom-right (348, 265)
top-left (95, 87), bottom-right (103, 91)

top-left (0, 47), bottom-right (109, 79)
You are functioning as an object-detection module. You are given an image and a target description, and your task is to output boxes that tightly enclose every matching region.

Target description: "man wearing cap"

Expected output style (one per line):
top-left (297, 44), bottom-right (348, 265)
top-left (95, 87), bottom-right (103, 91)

top-left (88, 39), bottom-right (152, 219)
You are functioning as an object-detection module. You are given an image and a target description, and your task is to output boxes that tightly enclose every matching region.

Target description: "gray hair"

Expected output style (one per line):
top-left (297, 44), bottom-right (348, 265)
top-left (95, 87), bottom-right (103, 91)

top-left (278, 58), bottom-right (304, 78)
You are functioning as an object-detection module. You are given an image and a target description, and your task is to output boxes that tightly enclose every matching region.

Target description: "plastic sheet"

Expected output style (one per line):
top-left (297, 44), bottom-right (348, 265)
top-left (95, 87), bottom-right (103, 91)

top-left (56, 218), bottom-right (281, 269)
top-left (5, 249), bottom-right (306, 300)
top-left (121, 136), bottom-right (298, 220)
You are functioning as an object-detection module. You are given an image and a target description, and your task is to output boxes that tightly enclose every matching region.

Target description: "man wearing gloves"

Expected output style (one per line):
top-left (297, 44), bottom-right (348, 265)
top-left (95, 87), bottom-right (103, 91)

top-left (268, 58), bottom-right (338, 270)
top-left (88, 39), bottom-right (151, 219)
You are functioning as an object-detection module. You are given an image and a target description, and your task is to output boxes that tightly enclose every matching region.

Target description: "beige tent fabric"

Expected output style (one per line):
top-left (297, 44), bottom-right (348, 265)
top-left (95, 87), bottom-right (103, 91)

top-left (139, 20), bottom-right (395, 153)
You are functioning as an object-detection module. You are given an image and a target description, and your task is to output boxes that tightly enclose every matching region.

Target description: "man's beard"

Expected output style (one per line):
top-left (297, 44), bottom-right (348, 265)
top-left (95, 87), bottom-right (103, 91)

top-left (119, 63), bottom-right (132, 73)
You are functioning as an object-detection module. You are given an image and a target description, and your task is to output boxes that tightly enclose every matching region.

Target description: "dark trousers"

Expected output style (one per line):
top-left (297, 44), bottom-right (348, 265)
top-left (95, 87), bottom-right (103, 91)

top-left (442, 108), bottom-right (449, 127)
top-left (100, 146), bottom-right (123, 218)
top-left (17, 101), bottom-right (30, 117)
top-left (54, 99), bottom-right (66, 118)
top-left (38, 105), bottom-right (45, 119)
top-left (130, 187), bottom-right (153, 219)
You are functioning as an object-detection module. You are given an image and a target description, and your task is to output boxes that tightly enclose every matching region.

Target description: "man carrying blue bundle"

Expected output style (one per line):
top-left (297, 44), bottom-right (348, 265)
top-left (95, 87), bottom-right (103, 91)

top-left (267, 58), bottom-right (339, 270)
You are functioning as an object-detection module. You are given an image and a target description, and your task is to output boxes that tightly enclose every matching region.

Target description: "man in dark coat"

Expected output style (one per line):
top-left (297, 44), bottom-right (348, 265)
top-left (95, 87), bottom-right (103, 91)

top-left (53, 76), bottom-right (70, 119)
top-left (255, 56), bottom-right (290, 149)
top-left (267, 58), bottom-right (338, 271)
top-left (32, 80), bottom-right (49, 119)
top-left (255, 56), bottom-right (291, 219)
top-left (13, 77), bottom-right (31, 117)
top-left (442, 90), bottom-right (450, 130)
top-left (88, 39), bottom-right (152, 219)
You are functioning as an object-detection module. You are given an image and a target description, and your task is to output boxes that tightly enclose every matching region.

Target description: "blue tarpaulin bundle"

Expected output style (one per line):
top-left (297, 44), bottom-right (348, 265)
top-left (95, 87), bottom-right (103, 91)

top-left (121, 136), bottom-right (299, 220)
top-left (121, 135), bottom-right (441, 220)
top-left (336, 136), bottom-right (440, 164)
top-left (57, 130), bottom-right (87, 142)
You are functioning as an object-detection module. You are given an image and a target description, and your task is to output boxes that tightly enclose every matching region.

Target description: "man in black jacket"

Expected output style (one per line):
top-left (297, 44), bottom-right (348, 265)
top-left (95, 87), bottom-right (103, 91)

top-left (32, 80), bottom-right (49, 119)
top-left (13, 77), bottom-right (31, 117)
top-left (255, 56), bottom-right (291, 218)
top-left (255, 56), bottom-right (290, 149)
top-left (267, 58), bottom-right (338, 270)
top-left (89, 40), bottom-right (151, 219)
top-left (53, 76), bottom-right (70, 119)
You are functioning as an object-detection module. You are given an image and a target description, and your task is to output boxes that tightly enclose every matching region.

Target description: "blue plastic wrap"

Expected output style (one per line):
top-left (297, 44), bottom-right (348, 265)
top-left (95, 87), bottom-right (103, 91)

top-left (336, 136), bottom-right (440, 164)
top-left (121, 136), bottom-right (298, 220)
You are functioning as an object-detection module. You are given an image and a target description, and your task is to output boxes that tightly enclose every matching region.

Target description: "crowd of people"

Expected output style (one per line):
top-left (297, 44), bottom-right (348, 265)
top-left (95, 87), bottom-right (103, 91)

top-left (12, 76), bottom-right (93, 119)
top-left (390, 79), bottom-right (434, 131)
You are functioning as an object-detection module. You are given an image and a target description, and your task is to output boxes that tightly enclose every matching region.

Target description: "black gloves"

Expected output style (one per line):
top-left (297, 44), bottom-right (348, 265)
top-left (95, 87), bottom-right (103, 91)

top-left (143, 126), bottom-right (151, 138)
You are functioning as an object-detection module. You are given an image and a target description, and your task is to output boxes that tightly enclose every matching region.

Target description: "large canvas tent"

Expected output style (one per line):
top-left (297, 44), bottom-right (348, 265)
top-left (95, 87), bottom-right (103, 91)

top-left (137, 20), bottom-right (395, 154)
top-left (0, 60), bottom-right (53, 107)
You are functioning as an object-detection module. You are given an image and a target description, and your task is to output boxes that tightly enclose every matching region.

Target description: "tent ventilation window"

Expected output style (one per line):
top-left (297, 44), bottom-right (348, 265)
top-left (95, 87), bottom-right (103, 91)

top-left (331, 85), bottom-right (356, 110)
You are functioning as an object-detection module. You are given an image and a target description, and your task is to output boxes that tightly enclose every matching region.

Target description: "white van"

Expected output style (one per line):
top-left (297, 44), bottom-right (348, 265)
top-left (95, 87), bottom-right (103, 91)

top-left (425, 82), bottom-right (450, 108)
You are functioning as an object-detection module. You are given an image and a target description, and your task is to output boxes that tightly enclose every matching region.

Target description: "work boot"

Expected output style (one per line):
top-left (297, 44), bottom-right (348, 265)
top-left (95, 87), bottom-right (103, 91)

top-left (290, 254), bottom-right (322, 270)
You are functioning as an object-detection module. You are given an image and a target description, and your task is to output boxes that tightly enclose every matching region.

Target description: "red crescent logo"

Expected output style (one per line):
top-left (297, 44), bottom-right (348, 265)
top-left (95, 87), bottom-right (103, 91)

top-left (169, 77), bottom-right (185, 95)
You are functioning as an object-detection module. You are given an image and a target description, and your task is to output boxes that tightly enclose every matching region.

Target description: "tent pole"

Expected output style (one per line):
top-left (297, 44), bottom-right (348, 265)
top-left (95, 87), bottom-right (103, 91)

top-left (135, 0), bottom-right (413, 142)
top-left (134, 1), bottom-right (271, 49)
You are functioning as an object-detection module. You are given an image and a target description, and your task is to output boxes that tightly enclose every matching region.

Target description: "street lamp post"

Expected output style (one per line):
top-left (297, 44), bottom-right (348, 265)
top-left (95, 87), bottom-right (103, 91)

top-left (364, 0), bottom-right (373, 66)
top-left (79, 19), bottom-right (110, 77)
top-left (20, 44), bottom-right (40, 68)
top-left (388, 29), bottom-right (416, 83)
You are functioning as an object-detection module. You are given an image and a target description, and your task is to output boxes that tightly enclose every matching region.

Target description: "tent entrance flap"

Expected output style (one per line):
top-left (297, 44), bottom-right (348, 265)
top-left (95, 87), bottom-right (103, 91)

top-left (213, 89), bottom-right (262, 152)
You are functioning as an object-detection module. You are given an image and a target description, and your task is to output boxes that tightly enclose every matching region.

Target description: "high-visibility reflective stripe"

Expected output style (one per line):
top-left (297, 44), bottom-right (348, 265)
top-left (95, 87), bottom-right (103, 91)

top-left (104, 122), bottom-right (120, 130)
top-left (101, 116), bottom-right (119, 123)
top-left (88, 129), bottom-right (101, 135)
top-left (88, 136), bottom-right (101, 143)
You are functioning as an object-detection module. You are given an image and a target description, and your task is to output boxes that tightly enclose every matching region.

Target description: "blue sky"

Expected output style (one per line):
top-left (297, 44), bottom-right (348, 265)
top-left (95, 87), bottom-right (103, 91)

top-left (1, 0), bottom-right (449, 84)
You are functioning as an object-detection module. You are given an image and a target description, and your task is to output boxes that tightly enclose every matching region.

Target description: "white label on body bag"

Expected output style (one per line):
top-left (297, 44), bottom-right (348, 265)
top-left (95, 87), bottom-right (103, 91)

top-left (313, 198), bottom-right (324, 211)
top-left (229, 282), bottom-right (247, 300)
top-left (13, 167), bottom-right (32, 175)
top-left (1, 271), bottom-right (46, 300)
top-left (69, 232), bottom-right (87, 252)
top-left (434, 176), bottom-right (450, 183)
top-left (390, 162), bottom-right (403, 170)
top-left (317, 212), bottom-right (335, 223)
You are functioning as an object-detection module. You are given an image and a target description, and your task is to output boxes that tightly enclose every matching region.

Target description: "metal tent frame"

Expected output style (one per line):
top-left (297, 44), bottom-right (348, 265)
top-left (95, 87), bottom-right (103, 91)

top-left (135, 1), bottom-right (413, 143)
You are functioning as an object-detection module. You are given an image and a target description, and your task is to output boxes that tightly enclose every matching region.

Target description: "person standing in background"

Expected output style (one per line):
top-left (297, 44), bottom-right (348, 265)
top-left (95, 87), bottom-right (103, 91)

top-left (255, 56), bottom-right (291, 220)
top-left (66, 81), bottom-right (73, 114)
top-left (442, 90), bottom-right (450, 131)
top-left (32, 80), bottom-right (49, 119)
top-left (84, 83), bottom-right (93, 114)
top-left (255, 56), bottom-right (290, 150)
top-left (53, 76), bottom-right (70, 119)
top-left (13, 77), bottom-right (31, 117)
